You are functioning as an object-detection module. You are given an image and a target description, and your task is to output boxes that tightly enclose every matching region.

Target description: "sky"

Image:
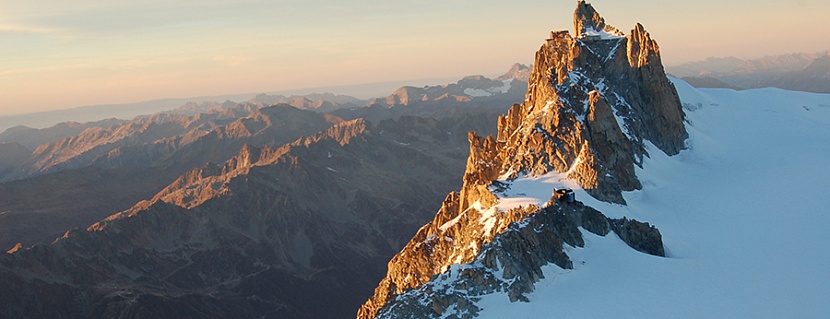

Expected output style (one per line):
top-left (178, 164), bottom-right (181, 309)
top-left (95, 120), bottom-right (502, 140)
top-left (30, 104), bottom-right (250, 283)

top-left (1, 0), bottom-right (829, 116)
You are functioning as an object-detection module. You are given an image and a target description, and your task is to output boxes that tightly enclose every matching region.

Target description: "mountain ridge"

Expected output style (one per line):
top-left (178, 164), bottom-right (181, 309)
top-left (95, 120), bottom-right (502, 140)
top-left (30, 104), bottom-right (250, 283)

top-left (0, 104), bottom-right (345, 250)
top-left (357, 1), bottom-right (684, 317)
top-left (0, 63), bottom-right (527, 252)
top-left (0, 112), bottom-right (495, 318)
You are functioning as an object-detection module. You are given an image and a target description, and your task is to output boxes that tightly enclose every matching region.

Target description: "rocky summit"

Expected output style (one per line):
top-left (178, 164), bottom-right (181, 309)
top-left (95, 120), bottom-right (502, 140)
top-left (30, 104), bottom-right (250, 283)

top-left (357, 1), bottom-right (684, 318)
top-left (502, 1), bottom-right (687, 203)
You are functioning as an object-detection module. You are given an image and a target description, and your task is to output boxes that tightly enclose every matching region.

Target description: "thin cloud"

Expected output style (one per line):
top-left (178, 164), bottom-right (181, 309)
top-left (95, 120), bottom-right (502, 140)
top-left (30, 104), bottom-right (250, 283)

top-left (0, 24), bottom-right (56, 35)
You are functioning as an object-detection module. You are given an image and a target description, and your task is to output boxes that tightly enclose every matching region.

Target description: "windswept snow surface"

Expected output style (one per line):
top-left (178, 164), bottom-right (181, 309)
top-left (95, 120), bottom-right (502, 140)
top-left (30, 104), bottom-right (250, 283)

top-left (477, 79), bottom-right (830, 318)
top-left (491, 172), bottom-right (576, 212)
top-left (580, 27), bottom-right (623, 40)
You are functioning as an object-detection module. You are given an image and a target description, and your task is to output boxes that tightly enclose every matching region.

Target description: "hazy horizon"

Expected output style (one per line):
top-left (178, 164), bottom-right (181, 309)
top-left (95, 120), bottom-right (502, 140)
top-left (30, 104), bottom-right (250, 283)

top-left (2, 0), bottom-right (829, 116)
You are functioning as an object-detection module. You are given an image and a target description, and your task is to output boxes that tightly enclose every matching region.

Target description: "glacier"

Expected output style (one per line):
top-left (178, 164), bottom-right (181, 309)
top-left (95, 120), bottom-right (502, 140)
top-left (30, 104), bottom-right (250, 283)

top-left (474, 79), bottom-right (830, 318)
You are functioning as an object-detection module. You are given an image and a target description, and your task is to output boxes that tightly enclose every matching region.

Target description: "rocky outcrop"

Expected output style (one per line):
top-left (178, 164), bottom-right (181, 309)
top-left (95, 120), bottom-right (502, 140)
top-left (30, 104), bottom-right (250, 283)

top-left (586, 91), bottom-right (637, 190)
top-left (489, 0), bottom-right (685, 202)
top-left (358, 2), bottom-right (681, 318)
top-left (574, 0), bottom-right (621, 37)
top-left (369, 202), bottom-right (599, 318)
top-left (609, 217), bottom-right (665, 256)
top-left (627, 23), bottom-right (688, 155)
top-left (362, 200), bottom-right (666, 319)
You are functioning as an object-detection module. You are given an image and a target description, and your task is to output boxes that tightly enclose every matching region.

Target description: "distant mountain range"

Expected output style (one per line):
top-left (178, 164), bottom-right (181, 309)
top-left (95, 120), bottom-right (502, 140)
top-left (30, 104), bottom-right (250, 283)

top-left (0, 65), bottom-right (530, 318)
top-left (0, 65), bottom-right (530, 249)
top-left (0, 76), bottom-right (479, 133)
top-left (0, 114), bottom-right (492, 318)
top-left (667, 51), bottom-right (830, 93)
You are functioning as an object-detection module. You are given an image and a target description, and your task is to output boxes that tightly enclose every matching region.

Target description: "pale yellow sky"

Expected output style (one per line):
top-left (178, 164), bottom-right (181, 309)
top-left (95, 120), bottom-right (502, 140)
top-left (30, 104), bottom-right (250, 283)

top-left (1, 0), bottom-right (828, 116)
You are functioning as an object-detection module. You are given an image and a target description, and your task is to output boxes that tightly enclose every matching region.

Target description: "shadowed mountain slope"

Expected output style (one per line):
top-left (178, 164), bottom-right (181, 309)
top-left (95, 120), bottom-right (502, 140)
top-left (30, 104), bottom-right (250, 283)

top-left (0, 110), bottom-right (501, 318)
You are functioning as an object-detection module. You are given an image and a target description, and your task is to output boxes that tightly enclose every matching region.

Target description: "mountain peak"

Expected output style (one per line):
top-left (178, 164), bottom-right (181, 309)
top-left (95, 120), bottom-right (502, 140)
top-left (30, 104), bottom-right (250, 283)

top-left (574, 0), bottom-right (604, 36)
top-left (573, 0), bottom-right (622, 38)
top-left (495, 0), bottom-right (685, 202)
top-left (497, 63), bottom-right (531, 81)
top-left (358, 2), bottom-right (684, 317)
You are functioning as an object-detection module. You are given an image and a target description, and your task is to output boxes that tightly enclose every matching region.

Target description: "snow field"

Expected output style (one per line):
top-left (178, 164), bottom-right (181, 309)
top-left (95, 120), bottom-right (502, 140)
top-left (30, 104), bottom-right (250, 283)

top-left (476, 80), bottom-right (830, 318)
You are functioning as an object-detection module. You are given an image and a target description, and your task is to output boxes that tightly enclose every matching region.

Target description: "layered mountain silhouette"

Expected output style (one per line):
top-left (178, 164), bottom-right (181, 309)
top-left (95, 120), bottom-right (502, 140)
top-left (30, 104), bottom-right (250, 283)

top-left (0, 104), bottom-right (344, 250)
top-left (358, 2), bottom-right (685, 317)
top-left (0, 118), bottom-right (128, 150)
top-left (0, 111), bottom-right (504, 318)
top-left (668, 51), bottom-right (830, 93)
top-left (0, 61), bottom-right (530, 317)
top-left (0, 67), bottom-right (524, 253)
top-left (331, 67), bottom-right (529, 124)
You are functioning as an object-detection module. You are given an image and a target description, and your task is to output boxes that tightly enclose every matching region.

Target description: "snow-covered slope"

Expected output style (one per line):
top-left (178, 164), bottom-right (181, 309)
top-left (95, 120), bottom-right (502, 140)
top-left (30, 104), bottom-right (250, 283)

top-left (475, 79), bottom-right (830, 318)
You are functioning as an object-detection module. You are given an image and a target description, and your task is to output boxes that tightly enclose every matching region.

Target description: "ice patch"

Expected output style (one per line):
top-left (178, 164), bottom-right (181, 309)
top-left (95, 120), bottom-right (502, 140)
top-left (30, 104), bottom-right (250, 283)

top-left (579, 27), bottom-right (623, 40)
top-left (464, 88), bottom-right (493, 97)
top-left (463, 79), bottom-right (513, 97)
top-left (477, 206), bottom-right (499, 236)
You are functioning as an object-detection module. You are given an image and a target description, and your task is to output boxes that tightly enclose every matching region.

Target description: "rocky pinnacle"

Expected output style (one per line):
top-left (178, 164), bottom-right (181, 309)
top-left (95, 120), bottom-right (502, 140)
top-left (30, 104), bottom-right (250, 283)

top-left (357, 1), bottom-right (684, 318)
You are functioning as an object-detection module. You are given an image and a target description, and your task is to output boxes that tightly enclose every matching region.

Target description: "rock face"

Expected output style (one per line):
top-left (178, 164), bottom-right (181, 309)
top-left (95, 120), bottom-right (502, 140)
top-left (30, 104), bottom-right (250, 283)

top-left (499, 0), bottom-right (686, 203)
top-left (368, 203), bottom-right (661, 319)
top-left (357, 2), bottom-right (683, 318)
top-left (573, 0), bottom-right (621, 37)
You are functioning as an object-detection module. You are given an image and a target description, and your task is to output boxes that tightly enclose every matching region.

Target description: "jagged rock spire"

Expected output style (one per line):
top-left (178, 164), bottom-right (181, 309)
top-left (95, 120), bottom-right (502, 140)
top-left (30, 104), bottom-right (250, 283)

top-left (501, 0), bottom-right (687, 201)
top-left (574, 0), bottom-right (606, 37)
top-left (357, 2), bottom-right (685, 318)
top-left (574, 0), bottom-right (623, 38)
